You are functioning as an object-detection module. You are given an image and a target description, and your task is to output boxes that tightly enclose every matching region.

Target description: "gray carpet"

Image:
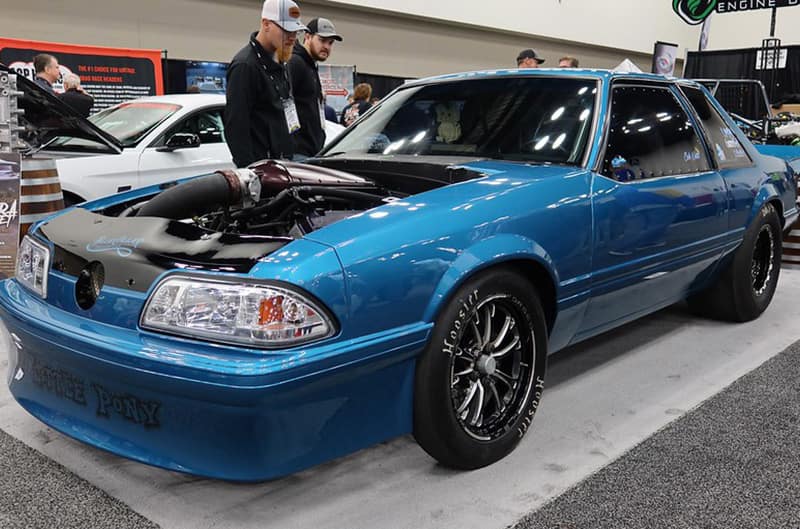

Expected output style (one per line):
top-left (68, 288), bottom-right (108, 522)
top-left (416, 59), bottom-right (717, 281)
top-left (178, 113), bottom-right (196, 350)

top-left (514, 339), bottom-right (800, 529)
top-left (0, 428), bottom-right (159, 529)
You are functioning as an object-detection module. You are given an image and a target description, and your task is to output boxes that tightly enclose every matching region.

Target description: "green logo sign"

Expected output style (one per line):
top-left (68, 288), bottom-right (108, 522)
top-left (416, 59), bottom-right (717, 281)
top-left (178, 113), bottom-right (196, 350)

top-left (673, 0), bottom-right (718, 24)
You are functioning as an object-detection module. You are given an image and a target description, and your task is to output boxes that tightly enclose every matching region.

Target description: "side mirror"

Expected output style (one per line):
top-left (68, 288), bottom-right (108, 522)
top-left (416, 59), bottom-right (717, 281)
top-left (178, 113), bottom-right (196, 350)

top-left (157, 132), bottom-right (200, 152)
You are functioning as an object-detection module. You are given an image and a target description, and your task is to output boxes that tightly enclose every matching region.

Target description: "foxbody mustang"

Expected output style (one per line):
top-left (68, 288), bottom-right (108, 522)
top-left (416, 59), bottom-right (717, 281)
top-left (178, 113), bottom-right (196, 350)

top-left (1, 70), bottom-right (796, 480)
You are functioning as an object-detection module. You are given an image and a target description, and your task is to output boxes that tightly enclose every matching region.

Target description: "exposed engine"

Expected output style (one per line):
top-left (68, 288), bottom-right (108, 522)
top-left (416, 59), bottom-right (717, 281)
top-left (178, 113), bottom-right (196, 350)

top-left (104, 160), bottom-right (403, 238)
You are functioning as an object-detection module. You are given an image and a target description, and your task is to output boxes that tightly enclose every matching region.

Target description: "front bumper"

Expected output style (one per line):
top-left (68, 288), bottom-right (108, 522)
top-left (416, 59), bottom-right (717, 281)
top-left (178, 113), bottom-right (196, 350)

top-left (0, 279), bottom-right (430, 481)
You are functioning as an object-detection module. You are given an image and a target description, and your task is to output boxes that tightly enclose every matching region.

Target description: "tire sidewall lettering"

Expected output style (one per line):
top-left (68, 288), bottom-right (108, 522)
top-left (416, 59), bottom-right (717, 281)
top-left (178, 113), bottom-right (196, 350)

top-left (442, 288), bottom-right (480, 358)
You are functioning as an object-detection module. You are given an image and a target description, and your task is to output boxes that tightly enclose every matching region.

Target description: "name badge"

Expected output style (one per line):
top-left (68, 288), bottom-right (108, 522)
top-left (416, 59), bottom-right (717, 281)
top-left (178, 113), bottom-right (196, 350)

top-left (283, 98), bottom-right (301, 134)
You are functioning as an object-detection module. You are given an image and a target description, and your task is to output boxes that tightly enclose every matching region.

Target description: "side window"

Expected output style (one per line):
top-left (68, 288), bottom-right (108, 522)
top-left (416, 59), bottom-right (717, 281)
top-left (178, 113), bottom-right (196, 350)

top-left (679, 85), bottom-right (752, 169)
top-left (162, 108), bottom-right (225, 145)
top-left (602, 85), bottom-right (711, 182)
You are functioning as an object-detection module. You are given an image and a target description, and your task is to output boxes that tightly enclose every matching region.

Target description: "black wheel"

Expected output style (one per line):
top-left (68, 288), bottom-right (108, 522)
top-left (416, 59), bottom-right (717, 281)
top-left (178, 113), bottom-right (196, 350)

top-left (413, 269), bottom-right (547, 470)
top-left (688, 203), bottom-right (782, 322)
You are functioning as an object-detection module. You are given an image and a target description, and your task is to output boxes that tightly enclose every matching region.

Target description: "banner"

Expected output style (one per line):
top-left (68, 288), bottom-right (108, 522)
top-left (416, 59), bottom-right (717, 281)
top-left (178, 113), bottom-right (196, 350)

top-left (0, 38), bottom-right (163, 113)
top-left (717, 0), bottom-right (800, 12)
top-left (699, 16), bottom-right (712, 51)
top-left (0, 153), bottom-right (20, 280)
top-left (319, 64), bottom-right (355, 117)
top-left (674, 0), bottom-right (800, 24)
top-left (652, 41), bottom-right (680, 76)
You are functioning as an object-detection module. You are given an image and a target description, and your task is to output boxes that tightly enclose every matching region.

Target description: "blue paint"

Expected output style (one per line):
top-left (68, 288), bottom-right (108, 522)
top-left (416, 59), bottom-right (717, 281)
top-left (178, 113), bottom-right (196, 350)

top-left (1, 70), bottom-right (796, 480)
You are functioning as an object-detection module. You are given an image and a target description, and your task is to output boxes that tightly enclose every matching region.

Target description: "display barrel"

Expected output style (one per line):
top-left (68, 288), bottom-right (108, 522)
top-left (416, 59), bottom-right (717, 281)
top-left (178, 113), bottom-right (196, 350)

top-left (20, 158), bottom-right (64, 240)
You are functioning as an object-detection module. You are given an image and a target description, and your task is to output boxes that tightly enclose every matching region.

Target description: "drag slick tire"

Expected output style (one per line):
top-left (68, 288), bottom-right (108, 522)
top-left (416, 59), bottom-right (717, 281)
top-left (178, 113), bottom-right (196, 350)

top-left (413, 269), bottom-right (547, 469)
top-left (689, 202), bottom-right (782, 322)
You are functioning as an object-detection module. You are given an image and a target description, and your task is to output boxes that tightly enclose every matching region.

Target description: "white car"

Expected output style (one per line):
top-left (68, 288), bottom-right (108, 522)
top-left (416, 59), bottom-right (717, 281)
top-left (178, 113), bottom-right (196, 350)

top-left (14, 77), bottom-right (346, 206)
top-left (45, 94), bottom-right (234, 205)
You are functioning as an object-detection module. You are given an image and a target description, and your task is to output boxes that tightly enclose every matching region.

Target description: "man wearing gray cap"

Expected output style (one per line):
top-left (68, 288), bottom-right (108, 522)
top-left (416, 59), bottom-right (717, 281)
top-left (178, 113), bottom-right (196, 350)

top-left (225, 0), bottom-right (307, 167)
top-left (287, 17), bottom-right (343, 157)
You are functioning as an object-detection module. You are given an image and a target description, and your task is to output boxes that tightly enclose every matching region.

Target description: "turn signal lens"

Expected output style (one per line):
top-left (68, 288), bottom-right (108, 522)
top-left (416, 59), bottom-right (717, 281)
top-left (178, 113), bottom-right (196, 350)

top-left (141, 276), bottom-right (335, 348)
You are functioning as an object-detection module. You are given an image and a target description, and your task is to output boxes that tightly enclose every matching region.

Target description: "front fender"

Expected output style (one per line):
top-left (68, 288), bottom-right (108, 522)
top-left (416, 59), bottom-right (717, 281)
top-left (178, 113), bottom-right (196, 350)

top-left (421, 233), bottom-right (557, 322)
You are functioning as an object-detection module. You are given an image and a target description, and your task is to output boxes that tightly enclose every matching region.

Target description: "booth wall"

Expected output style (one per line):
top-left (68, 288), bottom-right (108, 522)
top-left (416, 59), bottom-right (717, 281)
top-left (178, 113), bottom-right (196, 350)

top-left (703, 8), bottom-right (800, 50)
top-left (1, 0), bottom-right (655, 79)
top-left (322, 0), bottom-right (699, 55)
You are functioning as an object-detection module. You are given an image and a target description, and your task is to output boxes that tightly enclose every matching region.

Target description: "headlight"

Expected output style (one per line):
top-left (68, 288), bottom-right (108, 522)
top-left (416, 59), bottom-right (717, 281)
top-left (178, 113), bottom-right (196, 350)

top-left (16, 235), bottom-right (50, 298)
top-left (141, 276), bottom-right (336, 348)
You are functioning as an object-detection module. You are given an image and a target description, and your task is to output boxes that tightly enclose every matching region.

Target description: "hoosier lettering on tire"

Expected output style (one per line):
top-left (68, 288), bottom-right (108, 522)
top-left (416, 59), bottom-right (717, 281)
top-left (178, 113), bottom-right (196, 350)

top-left (413, 268), bottom-right (547, 470)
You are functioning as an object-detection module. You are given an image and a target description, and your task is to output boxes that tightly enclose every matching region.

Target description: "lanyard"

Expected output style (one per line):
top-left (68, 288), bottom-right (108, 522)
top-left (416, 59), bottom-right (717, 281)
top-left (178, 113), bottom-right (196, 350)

top-left (248, 37), bottom-right (292, 97)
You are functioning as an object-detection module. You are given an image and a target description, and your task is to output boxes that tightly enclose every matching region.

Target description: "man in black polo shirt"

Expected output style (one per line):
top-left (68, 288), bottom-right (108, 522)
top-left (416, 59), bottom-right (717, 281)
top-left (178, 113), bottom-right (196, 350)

top-left (224, 0), bottom-right (307, 167)
top-left (287, 17), bottom-right (343, 158)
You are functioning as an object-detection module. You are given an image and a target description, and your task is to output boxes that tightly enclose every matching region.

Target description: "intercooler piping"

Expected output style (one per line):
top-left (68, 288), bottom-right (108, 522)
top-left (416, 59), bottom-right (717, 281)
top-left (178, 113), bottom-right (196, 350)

top-left (136, 170), bottom-right (259, 219)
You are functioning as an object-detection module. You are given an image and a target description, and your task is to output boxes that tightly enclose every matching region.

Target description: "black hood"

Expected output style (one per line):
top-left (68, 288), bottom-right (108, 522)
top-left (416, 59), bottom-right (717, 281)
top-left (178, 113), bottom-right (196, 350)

top-left (1, 64), bottom-right (123, 154)
top-left (36, 208), bottom-right (290, 293)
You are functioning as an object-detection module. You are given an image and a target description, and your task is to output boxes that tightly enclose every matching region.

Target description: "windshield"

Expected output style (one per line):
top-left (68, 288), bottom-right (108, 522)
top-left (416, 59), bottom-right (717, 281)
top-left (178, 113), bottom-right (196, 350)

top-left (322, 77), bottom-right (598, 164)
top-left (48, 102), bottom-right (181, 150)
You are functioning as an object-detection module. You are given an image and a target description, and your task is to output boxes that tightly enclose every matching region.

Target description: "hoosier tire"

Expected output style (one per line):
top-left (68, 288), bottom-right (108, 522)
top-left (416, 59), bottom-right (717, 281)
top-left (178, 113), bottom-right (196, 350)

top-left (413, 269), bottom-right (547, 470)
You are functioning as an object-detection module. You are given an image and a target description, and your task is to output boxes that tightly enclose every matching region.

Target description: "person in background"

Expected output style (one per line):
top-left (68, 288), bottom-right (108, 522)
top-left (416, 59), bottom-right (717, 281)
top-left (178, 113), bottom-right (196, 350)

top-left (288, 16), bottom-right (343, 157)
top-left (33, 53), bottom-right (60, 94)
top-left (59, 73), bottom-right (94, 117)
top-left (324, 98), bottom-right (337, 122)
top-left (340, 82), bottom-right (372, 126)
top-left (186, 85), bottom-right (201, 93)
top-left (558, 56), bottom-right (580, 68)
top-left (224, 0), bottom-right (307, 167)
top-left (516, 49), bottom-right (545, 68)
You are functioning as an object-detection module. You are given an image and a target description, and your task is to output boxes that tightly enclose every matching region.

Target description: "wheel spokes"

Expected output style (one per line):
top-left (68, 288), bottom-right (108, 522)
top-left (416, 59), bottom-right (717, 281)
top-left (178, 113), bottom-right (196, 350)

top-left (469, 381), bottom-right (486, 426)
top-left (470, 320), bottom-right (483, 349)
top-left (491, 314), bottom-right (513, 350)
top-left (492, 333), bottom-right (520, 359)
top-left (487, 378), bottom-right (504, 413)
top-left (492, 369), bottom-right (517, 388)
top-left (481, 304), bottom-right (494, 347)
top-left (457, 381), bottom-right (478, 417)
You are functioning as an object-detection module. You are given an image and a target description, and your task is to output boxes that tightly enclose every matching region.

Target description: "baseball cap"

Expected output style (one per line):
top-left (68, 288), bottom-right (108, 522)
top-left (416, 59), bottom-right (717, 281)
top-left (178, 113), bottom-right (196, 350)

top-left (516, 49), bottom-right (545, 65)
top-left (306, 17), bottom-right (343, 41)
top-left (261, 0), bottom-right (307, 32)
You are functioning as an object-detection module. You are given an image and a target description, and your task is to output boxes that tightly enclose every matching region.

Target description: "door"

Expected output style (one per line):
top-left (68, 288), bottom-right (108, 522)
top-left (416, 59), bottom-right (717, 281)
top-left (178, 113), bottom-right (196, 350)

top-left (137, 107), bottom-right (234, 189)
top-left (579, 83), bottom-right (729, 337)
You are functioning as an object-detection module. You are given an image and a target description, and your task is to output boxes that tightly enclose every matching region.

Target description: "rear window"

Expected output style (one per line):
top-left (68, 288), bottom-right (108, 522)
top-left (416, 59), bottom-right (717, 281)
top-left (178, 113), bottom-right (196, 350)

top-left (680, 85), bottom-right (752, 169)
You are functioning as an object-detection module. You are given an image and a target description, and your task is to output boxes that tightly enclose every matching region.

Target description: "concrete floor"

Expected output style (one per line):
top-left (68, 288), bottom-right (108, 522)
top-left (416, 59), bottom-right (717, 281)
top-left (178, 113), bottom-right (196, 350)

top-left (2, 270), bottom-right (800, 529)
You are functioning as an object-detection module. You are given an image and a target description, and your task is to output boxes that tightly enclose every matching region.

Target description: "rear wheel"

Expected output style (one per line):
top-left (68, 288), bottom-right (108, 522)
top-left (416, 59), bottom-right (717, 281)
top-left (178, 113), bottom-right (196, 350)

top-left (413, 269), bottom-right (547, 469)
top-left (688, 203), bottom-right (782, 322)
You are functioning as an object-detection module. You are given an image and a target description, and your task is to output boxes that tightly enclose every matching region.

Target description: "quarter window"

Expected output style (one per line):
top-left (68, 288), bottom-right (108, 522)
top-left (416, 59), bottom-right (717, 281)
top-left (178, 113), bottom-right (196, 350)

top-left (679, 85), bottom-right (752, 169)
top-left (602, 85), bottom-right (710, 182)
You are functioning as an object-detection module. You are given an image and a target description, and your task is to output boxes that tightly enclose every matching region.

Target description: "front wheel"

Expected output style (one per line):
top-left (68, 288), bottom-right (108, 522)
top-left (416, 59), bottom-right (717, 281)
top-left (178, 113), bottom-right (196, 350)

top-left (689, 203), bottom-right (782, 322)
top-left (413, 269), bottom-right (547, 469)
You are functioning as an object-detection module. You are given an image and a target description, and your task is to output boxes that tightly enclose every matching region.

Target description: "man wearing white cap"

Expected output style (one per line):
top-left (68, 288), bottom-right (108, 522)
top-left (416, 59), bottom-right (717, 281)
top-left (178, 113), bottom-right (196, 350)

top-left (288, 17), bottom-right (343, 157)
top-left (224, 0), bottom-right (307, 167)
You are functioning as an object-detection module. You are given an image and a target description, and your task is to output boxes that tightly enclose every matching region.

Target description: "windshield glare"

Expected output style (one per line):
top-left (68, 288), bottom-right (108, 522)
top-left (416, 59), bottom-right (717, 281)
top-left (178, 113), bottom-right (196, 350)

top-left (323, 77), bottom-right (598, 164)
top-left (48, 102), bottom-right (181, 150)
top-left (90, 102), bottom-right (181, 147)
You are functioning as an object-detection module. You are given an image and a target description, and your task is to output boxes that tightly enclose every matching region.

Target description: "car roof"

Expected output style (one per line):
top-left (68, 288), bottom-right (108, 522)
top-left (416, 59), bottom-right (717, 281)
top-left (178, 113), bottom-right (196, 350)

top-left (111, 93), bottom-right (226, 109)
top-left (405, 68), bottom-right (701, 88)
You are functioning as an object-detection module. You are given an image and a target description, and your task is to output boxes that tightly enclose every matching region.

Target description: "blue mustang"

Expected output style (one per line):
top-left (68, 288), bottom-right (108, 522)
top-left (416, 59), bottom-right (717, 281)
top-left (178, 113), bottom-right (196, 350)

top-left (1, 69), bottom-right (796, 480)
